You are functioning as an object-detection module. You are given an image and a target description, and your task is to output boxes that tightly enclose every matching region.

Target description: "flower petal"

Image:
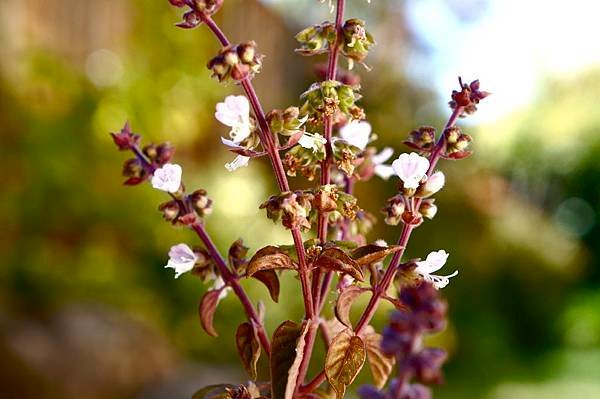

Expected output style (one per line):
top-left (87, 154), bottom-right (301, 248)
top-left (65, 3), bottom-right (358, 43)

top-left (225, 155), bottom-right (250, 171)
top-left (339, 121), bottom-right (371, 150)
top-left (151, 163), bottom-right (182, 193)
top-left (372, 147), bottom-right (394, 165)
top-left (374, 164), bottom-right (395, 180)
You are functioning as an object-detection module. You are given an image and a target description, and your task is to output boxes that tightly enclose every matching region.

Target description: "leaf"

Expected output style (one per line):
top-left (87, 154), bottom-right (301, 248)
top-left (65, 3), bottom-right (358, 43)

top-left (325, 329), bottom-right (366, 399)
top-left (362, 327), bottom-right (395, 389)
top-left (252, 270), bottom-right (281, 302)
top-left (199, 289), bottom-right (222, 337)
top-left (270, 320), bottom-right (307, 399)
top-left (350, 245), bottom-right (404, 266)
top-left (247, 246), bottom-right (296, 277)
top-left (316, 248), bottom-right (364, 281)
top-left (335, 285), bottom-right (368, 328)
top-left (284, 322), bottom-right (310, 399)
top-left (192, 384), bottom-right (235, 399)
top-left (236, 322), bottom-right (261, 380)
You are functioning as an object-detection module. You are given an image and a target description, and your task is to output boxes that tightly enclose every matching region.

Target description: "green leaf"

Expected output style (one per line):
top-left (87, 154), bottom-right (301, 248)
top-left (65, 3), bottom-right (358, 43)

top-left (247, 246), bottom-right (296, 277)
top-left (325, 329), bottom-right (366, 399)
top-left (361, 326), bottom-right (395, 389)
top-left (252, 269), bottom-right (281, 302)
top-left (335, 285), bottom-right (368, 328)
top-left (198, 289), bottom-right (222, 337)
top-left (236, 322), bottom-right (261, 380)
top-left (350, 244), bottom-right (403, 266)
top-left (270, 320), bottom-right (308, 399)
top-left (315, 248), bottom-right (364, 281)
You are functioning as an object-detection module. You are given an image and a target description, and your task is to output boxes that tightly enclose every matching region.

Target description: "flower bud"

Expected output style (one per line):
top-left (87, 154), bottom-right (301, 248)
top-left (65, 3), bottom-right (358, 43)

top-left (454, 134), bottom-right (471, 151)
top-left (224, 49), bottom-right (239, 66)
top-left (122, 158), bottom-right (147, 185)
top-left (110, 122), bottom-right (140, 151)
top-left (237, 43), bottom-right (256, 64)
top-left (417, 171), bottom-right (445, 198)
top-left (412, 348), bottom-right (447, 385)
top-left (382, 195), bottom-right (405, 226)
top-left (419, 199), bottom-right (437, 220)
top-left (176, 10), bottom-right (202, 29)
top-left (158, 200), bottom-right (181, 222)
top-left (404, 126), bottom-right (435, 151)
top-left (208, 42), bottom-right (263, 83)
top-left (449, 77), bottom-right (490, 115)
top-left (143, 144), bottom-right (158, 160)
top-left (192, 0), bottom-right (223, 15)
top-left (156, 142), bottom-right (175, 165)
top-left (122, 158), bottom-right (144, 178)
top-left (444, 126), bottom-right (460, 144)
top-left (189, 189), bottom-right (213, 217)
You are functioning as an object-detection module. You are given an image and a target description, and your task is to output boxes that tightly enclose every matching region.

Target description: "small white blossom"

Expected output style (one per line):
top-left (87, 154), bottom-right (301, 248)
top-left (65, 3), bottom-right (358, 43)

top-left (391, 152), bottom-right (430, 189)
top-left (372, 147), bottom-right (395, 180)
top-left (215, 95), bottom-right (252, 144)
top-left (165, 243), bottom-right (197, 279)
top-left (422, 171), bottom-right (445, 196)
top-left (415, 250), bottom-right (458, 289)
top-left (299, 132), bottom-right (327, 153)
top-left (225, 155), bottom-right (250, 172)
top-left (374, 239), bottom-right (388, 247)
top-left (339, 121), bottom-right (371, 150)
top-left (151, 163), bottom-right (182, 193)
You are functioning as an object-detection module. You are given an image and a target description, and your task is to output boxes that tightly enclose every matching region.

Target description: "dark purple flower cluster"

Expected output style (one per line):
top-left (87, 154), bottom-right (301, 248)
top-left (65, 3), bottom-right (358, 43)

top-left (359, 282), bottom-right (448, 399)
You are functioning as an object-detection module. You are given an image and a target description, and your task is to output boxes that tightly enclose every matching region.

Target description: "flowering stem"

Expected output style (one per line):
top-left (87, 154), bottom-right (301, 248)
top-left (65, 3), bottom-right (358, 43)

top-left (301, 106), bottom-right (464, 392)
top-left (191, 222), bottom-right (272, 356)
top-left (294, 0), bottom-right (346, 391)
top-left (355, 106), bottom-right (463, 334)
top-left (314, 0), bottom-right (346, 309)
top-left (129, 145), bottom-right (272, 355)
top-left (198, 12), bottom-right (314, 320)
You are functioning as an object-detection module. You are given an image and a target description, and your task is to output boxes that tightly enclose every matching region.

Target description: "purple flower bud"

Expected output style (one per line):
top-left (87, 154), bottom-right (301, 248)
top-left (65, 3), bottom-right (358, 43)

top-left (357, 385), bottom-right (386, 399)
top-left (411, 348), bottom-right (447, 385)
top-left (401, 384), bottom-right (432, 399)
top-left (110, 122), bottom-right (140, 151)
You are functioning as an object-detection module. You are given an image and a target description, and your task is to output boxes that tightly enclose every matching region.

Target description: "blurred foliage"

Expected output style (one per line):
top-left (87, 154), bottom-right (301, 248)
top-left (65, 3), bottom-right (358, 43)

top-left (0, 1), bottom-right (598, 398)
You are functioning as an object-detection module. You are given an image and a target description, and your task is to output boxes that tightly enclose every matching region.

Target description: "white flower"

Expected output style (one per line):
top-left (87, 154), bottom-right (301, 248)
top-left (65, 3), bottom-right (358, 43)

top-left (422, 171), bottom-right (445, 196)
top-left (225, 155), bottom-right (250, 172)
top-left (391, 152), bottom-right (430, 189)
top-left (212, 275), bottom-right (231, 302)
top-left (374, 239), bottom-right (388, 247)
top-left (415, 250), bottom-right (458, 289)
top-left (215, 95), bottom-right (252, 144)
top-left (339, 121), bottom-right (371, 150)
top-left (372, 147), bottom-right (395, 180)
top-left (165, 243), bottom-right (197, 279)
top-left (299, 132), bottom-right (327, 153)
top-left (151, 163), bottom-right (182, 193)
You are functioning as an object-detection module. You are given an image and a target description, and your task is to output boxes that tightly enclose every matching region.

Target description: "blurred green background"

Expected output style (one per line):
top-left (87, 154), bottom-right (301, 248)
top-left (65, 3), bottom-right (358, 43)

top-left (1, 0), bottom-right (599, 398)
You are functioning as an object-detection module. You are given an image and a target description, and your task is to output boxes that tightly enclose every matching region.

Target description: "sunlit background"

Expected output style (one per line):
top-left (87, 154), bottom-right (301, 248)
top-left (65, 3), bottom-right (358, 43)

top-left (1, 0), bottom-right (599, 398)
